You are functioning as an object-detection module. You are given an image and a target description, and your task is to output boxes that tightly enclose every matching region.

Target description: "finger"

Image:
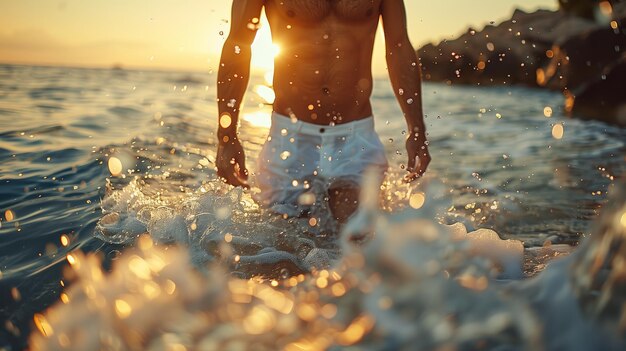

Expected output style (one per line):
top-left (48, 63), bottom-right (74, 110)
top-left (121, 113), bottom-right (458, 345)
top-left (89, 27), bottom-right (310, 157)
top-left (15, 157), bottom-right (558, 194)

top-left (404, 172), bottom-right (419, 183)
top-left (416, 166), bottom-right (426, 178)
top-left (230, 163), bottom-right (248, 187)
top-left (404, 155), bottom-right (424, 183)
top-left (233, 176), bottom-right (250, 189)
top-left (236, 160), bottom-right (248, 180)
top-left (217, 164), bottom-right (246, 187)
top-left (415, 157), bottom-right (430, 178)
top-left (407, 153), bottom-right (417, 172)
top-left (408, 154), bottom-right (421, 173)
top-left (226, 170), bottom-right (249, 188)
top-left (420, 154), bottom-right (431, 174)
top-left (216, 166), bottom-right (228, 181)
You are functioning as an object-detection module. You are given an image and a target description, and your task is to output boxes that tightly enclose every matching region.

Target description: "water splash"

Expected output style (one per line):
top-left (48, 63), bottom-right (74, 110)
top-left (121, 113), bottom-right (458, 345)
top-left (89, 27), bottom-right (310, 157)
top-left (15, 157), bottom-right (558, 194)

top-left (32, 176), bottom-right (626, 350)
top-left (95, 176), bottom-right (343, 275)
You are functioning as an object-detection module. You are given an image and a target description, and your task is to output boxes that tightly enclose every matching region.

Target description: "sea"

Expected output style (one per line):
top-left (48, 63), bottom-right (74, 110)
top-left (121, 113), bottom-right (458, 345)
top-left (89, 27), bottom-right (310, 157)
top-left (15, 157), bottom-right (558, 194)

top-left (1, 64), bottom-right (625, 350)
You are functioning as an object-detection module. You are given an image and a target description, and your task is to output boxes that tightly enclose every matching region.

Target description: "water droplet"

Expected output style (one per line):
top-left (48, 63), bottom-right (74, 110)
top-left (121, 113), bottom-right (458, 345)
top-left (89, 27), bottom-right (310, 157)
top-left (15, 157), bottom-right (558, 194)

top-left (219, 114), bottom-right (232, 128)
top-left (407, 98), bottom-right (414, 105)
top-left (33, 313), bottom-right (53, 337)
top-left (108, 157), bottom-right (123, 176)
top-left (280, 151), bottom-right (291, 160)
top-left (298, 192), bottom-right (316, 205)
top-left (409, 193), bottom-right (426, 209)
top-left (115, 299), bottom-right (132, 319)
top-left (224, 233), bottom-right (233, 243)
top-left (4, 210), bottom-right (15, 222)
top-left (552, 124), bottom-right (564, 139)
top-left (543, 106), bottom-right (553, 118)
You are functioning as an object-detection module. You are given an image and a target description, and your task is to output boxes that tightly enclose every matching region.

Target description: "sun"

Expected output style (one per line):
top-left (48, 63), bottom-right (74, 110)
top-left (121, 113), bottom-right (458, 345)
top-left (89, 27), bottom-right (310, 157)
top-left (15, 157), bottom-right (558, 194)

top-left (250, 14), bottom-right (280, 71)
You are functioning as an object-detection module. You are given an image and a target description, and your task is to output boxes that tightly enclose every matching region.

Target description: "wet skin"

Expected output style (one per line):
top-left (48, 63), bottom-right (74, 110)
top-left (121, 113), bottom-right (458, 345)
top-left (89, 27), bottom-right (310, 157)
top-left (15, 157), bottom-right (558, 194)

top-left (266, 0), bottom-right (382, 125)
top-left (216, 0), bottom-right (431, 219)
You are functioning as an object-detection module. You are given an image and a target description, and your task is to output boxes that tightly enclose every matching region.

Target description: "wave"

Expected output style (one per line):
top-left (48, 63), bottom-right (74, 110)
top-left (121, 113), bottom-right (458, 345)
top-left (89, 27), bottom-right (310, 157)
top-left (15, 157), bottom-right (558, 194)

top-left (28, 173), bottom-right (626, 350)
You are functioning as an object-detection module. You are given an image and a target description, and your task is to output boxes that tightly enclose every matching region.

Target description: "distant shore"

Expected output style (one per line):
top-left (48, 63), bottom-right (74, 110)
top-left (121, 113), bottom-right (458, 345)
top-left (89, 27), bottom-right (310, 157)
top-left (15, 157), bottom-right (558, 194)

top-left (417, 3), bottom-right (626, 126)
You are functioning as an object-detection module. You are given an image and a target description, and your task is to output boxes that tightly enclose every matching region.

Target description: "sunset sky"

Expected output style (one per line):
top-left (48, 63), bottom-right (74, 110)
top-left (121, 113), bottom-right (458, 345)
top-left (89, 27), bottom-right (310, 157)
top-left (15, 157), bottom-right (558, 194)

top-left (0, 0), bottom-right (556, 76)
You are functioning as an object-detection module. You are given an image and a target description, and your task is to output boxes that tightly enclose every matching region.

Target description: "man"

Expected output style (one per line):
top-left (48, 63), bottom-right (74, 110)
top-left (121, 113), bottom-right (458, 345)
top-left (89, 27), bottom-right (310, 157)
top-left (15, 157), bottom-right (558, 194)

top-left (216, 0), bottom-right (430, 222)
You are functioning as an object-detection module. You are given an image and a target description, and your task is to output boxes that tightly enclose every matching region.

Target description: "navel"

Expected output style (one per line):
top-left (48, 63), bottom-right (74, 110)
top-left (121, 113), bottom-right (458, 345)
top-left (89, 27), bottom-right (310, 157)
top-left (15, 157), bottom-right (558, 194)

top-left (287, 9), bottom-right (296, 18)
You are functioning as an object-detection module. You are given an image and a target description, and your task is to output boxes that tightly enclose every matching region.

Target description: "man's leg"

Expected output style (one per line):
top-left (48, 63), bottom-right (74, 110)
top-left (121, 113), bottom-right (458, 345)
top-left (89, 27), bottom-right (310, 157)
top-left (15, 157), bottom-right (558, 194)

top-left (327, 179), bottom-right (360, 223)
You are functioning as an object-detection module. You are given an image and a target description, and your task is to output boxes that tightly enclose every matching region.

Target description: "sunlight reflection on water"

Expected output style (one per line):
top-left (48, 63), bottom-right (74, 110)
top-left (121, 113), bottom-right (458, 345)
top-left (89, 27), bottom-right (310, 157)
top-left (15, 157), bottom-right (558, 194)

top-left (31, 177), bottom-right (626, 351)
top-left (1, 64), bottom-right (626, 350)
top-left (242, 110), bottom-right (273, 129)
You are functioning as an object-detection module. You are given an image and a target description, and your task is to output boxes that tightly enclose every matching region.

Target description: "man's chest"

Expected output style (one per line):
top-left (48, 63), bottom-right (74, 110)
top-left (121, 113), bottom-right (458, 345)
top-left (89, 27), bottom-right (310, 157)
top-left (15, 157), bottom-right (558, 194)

top-left (267, 0), bottom-right (382, 22)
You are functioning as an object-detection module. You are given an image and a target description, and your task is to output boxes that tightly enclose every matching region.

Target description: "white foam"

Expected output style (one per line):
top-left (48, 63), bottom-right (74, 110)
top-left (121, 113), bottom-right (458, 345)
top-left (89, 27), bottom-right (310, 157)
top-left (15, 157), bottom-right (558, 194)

top-left (36, 178), bottom-right (626, 350)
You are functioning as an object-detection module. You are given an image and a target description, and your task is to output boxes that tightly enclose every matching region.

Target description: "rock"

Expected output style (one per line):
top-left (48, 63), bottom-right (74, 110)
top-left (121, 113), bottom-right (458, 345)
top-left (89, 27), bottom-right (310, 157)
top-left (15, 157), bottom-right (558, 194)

top-left (417, 5), bottom-right (626, 127)
top-left (558, 0), bottom-right (600, 19)
top-left (540, 27), bottom-right (626, 91)
top-left (571, 55), bottom-right (626, 126)
top-left (418, 9), bottom-right (558, 87)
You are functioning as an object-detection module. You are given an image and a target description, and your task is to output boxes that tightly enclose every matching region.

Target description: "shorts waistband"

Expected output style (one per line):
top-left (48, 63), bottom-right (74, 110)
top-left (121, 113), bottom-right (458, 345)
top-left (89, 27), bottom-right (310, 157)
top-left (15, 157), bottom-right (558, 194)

top-left (271, 112), bottom-right (375, 136)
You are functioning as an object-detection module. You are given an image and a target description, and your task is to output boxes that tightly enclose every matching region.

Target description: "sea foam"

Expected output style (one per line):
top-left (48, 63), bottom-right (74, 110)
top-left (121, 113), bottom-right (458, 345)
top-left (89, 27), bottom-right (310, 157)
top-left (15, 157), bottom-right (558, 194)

top-left (44, 174), bottom-right (622, 350)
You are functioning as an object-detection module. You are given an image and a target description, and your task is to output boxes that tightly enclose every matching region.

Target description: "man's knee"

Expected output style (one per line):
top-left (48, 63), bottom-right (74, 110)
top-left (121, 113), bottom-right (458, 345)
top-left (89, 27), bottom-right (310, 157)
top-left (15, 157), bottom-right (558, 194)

top-left (328, 179), bottom-right (360, 222)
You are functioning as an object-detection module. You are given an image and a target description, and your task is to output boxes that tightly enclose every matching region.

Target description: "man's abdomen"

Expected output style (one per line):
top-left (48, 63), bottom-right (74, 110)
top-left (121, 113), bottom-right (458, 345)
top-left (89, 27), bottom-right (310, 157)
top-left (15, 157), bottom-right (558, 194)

top-left (270, 28), bottom-right (376, 125)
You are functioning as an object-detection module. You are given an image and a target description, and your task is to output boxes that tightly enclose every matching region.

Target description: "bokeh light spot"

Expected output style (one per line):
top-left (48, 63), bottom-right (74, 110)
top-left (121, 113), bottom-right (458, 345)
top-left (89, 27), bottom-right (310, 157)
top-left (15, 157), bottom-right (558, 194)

top-left (108, 157), bottom-right (123, 176)
top-left (409, 193), bottom-right (426, 209)
top-left (543, 106), bottom-right (553, 118)
top-left (552, 124), bottom-right (564, 140)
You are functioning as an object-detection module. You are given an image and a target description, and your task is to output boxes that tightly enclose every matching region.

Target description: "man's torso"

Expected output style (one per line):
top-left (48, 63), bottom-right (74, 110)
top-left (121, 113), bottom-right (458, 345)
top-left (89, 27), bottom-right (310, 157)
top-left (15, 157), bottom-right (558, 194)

top-left (264, 0), bottom-right (384, 125)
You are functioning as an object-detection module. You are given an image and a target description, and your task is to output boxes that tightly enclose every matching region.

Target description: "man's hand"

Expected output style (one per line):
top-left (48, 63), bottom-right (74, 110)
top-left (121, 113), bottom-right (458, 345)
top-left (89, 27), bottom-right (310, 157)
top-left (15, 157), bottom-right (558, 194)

top-left (216, 138), bottom-right (249, 188)
top-left (405, 132), bottom-right (431, 182)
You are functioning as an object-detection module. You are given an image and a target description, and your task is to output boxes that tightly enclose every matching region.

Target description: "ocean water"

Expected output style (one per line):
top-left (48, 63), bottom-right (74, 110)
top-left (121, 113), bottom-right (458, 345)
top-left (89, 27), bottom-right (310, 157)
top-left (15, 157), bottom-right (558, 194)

top-left (1, 64), bottom-right (625, 350)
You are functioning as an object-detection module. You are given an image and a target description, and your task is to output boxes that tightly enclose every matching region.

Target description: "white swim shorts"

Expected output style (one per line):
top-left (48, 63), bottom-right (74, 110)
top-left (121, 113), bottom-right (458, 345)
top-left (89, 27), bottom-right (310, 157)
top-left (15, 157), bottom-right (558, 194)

top-left (255, 112), bottom-right (388, 216)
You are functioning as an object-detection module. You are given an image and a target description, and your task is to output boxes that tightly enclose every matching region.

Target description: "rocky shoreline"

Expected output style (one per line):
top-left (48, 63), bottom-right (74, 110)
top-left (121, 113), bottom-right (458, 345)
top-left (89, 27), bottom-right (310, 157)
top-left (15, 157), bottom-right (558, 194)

top-left (417, 2), bottom-right (626, 126)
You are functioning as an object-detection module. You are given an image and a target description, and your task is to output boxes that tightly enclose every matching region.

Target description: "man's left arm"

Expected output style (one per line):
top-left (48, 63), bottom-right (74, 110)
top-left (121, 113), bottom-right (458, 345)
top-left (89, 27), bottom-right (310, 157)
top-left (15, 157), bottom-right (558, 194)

top-left (381, 0), bottom-right (430, 180)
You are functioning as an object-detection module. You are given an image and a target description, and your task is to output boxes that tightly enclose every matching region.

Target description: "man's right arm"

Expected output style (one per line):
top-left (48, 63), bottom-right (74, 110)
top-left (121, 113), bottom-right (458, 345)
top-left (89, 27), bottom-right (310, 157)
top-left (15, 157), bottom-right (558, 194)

top-left (216, 0), bottom-right (264, 187)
